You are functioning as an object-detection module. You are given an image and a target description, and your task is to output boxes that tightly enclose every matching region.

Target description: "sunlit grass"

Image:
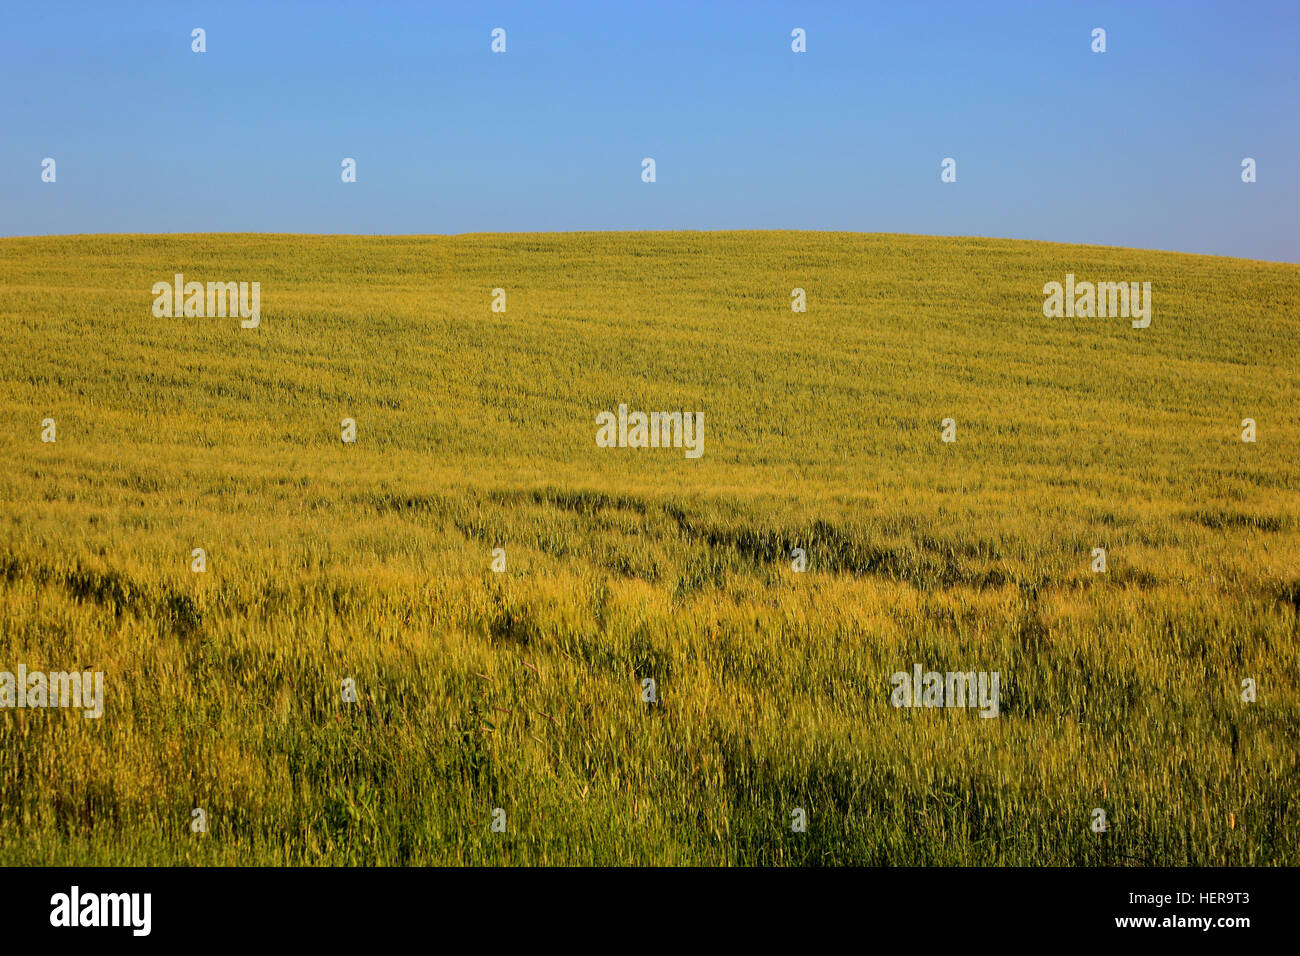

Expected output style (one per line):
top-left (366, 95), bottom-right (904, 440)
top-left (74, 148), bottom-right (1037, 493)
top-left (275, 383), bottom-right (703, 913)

top-left (0, 231), bottom-right (1296, 864)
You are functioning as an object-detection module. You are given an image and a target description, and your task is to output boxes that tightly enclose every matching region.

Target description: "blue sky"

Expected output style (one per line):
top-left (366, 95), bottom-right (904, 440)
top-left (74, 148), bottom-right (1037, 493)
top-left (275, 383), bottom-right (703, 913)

top-left (3, 1), bottom-right (1297, 261)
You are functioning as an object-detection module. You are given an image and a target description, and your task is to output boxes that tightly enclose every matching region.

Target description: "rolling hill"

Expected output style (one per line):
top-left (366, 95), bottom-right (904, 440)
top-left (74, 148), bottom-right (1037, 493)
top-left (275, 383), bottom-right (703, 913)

top-left (1, 231), bottom-right (1296, 864)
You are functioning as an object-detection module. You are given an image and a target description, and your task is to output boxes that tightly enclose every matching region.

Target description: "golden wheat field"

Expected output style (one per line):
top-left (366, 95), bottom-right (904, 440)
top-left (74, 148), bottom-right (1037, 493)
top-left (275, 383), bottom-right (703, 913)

top-left (0, 230), bottom-right (1296, 865)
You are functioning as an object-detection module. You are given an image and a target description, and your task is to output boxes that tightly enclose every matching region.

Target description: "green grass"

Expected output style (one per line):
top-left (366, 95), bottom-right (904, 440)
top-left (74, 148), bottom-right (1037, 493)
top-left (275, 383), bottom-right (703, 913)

top-left (0, 230), bottom-right (1297, 864)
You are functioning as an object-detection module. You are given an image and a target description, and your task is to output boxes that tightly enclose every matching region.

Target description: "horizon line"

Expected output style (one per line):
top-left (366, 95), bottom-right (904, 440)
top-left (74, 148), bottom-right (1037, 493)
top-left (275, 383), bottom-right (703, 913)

top-left (1, 229), bottom-right (1297, 267)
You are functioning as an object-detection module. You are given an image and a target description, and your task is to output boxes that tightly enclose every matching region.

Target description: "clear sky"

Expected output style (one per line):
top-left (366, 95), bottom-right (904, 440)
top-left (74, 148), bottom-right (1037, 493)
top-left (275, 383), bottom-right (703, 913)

top-left (3, 1), bottom-right (1297, 261)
